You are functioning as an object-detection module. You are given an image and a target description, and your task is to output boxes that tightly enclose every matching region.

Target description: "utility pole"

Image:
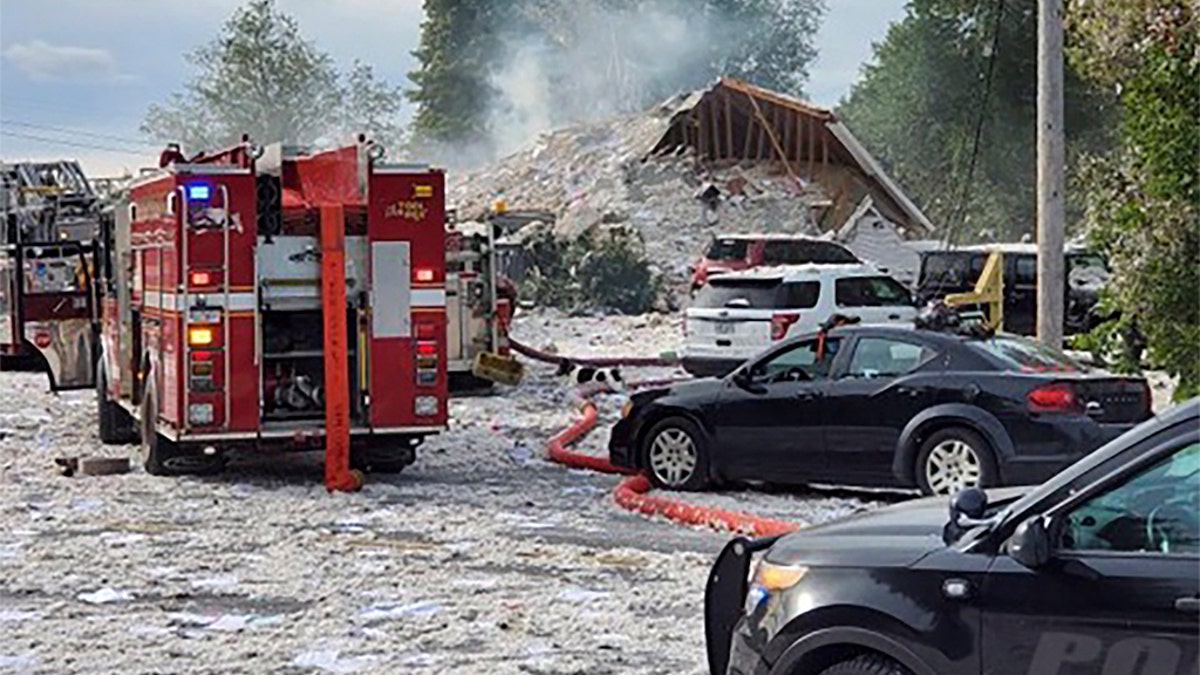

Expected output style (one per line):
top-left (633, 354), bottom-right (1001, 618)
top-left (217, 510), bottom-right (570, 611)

top-left (1037, 0), bottom-right (1065, 347)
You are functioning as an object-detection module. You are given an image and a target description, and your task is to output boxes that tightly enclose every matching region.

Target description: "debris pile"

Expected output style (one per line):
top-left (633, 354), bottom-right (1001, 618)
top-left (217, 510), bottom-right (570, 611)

top-left (448, 103), bottom-right (830, 294)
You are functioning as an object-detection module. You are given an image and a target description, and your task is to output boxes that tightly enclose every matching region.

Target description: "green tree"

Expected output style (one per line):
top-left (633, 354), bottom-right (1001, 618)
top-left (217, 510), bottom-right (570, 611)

top-left (1069, 0), bottom-right (1199, 399)
top-left (407, 0), bottom-right (506, 150)
top-left (707, 0), bottom-right (824, 95)
top-left (838, 0), bottom-right (1116, 241)
top-left (143, 0), bottom-right (405, 151)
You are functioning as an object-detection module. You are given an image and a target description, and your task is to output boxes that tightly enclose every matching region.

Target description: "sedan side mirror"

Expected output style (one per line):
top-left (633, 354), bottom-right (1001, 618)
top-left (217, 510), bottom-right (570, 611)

top-left (1008, 516), bottom-right (1052, 569)
top-left (730, 368), bottom-right (766, 394)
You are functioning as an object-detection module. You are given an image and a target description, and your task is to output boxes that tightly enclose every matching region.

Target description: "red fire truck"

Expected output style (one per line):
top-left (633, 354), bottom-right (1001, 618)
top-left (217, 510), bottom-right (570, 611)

top-left (1, 160), bottom-right (103, 390)
top-left (95, 139), bottom-right (448, 485)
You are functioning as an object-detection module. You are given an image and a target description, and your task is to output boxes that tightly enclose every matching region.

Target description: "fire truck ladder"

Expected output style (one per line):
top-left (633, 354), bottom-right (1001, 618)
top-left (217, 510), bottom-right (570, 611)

top-left (179, 185), bottom-right (233, 433)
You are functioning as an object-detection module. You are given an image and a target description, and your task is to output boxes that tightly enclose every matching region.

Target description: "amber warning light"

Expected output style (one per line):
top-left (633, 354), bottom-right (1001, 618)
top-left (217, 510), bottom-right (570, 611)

top-left (188, 326), bottom-right (215, 347)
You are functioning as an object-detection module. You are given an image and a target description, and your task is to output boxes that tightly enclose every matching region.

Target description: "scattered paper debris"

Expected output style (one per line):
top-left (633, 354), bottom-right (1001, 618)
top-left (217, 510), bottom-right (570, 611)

top-left (292, 649), bottom-right (379, 674)
top-left (558, 588), bottom-right (609, 603)
top-left (360, 600), bottom-right (442, 622)
top-left (77, 588), bottom-right (134, 605)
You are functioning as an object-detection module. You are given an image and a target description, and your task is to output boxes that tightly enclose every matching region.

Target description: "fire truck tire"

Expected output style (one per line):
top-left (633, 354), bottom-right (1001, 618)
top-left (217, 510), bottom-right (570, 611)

top-left (350, 439), bottom-right (417, 474)
top-left (138, 387), bottom-right (224, 476)
top-left (97, 365), bottom-right (138, 445)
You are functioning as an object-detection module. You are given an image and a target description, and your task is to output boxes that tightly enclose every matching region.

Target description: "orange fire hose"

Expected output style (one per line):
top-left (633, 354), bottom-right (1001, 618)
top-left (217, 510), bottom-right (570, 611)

top-left (546, 382), bottom-right (800, 537)
top-left (320, 204), bottom-right (361, 493)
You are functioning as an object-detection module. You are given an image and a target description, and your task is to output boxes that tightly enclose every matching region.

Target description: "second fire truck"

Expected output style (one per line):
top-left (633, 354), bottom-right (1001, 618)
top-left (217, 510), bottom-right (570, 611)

top-left (95, 138), bottom-right (449, 485)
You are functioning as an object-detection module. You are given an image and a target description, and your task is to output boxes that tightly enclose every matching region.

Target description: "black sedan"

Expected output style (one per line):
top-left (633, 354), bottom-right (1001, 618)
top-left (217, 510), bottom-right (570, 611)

top-left (609, 325), bottom-right (1152, 495)
top-left (706, 398), bottom-right (1198, 675)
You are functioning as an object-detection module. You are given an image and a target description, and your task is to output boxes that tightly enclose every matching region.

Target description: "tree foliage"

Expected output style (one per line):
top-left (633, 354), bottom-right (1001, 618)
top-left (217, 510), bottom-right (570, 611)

top-left (143, 0), bottom-right (405, 152)
top-left (521, 227), bottom-right (662, 314)
top-left (1068, 0), bottom-right (1199, 399)
top-left (407, 0), bottom-right (506, 150)
top-left (838, 0), bottom-right (1116, 242)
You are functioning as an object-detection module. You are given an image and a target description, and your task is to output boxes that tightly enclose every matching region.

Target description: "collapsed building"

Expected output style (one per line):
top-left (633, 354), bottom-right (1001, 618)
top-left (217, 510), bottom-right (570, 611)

top-left (449, 77), bottom-right (935, 294)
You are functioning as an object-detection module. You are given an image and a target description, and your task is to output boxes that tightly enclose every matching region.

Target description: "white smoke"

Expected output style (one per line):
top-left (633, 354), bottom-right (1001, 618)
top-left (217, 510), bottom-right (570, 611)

top-left (484, 1), bottom-right (723, 158)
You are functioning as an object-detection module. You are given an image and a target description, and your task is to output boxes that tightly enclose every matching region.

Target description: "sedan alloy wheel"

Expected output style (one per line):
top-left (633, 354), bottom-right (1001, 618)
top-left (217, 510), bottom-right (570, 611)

top-left (924, 439), bottom-right (982, 495)
top-left (649, 428), bottom-right (698, 487)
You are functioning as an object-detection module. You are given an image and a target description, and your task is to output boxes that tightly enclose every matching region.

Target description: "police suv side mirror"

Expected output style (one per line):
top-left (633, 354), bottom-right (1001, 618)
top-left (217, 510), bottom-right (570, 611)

top-left (1008, 516), bottom-right (1052, 569)
top-left (942, 486), bottom-right (989, 544)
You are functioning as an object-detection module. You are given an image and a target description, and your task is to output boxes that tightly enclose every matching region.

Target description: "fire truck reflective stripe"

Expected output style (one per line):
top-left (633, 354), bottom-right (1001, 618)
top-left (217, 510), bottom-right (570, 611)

top-left (141, 291), bottom-right (258, 312)
top-left (410, 289), bottom-right (446, 307)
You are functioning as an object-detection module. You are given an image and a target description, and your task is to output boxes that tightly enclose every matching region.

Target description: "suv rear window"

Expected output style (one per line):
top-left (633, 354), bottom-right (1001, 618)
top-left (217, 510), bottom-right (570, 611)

top-left (835, 276), bottom-right (913, 307)
top-left (705, 238), bottom-right (749, 262)
top-left (969, 335), bottom-right (1083, 372)
top-left (780, 281), bottom-right (820, 309)
top-left (694, 279), bottom-right (780, 309)
top-left (761, 240), bottom-right (859, 265)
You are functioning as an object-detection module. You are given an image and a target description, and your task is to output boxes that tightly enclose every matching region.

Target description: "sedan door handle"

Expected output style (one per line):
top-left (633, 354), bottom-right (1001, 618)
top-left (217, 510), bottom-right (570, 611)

top-left (888, 314), bottom-right (901, 320)
top-left (794, 391), bottom-right (823, 401)
top-left (1176, 597), bottom-right (1200, 613)
top-left (895, 386), bottom-right (920, 398)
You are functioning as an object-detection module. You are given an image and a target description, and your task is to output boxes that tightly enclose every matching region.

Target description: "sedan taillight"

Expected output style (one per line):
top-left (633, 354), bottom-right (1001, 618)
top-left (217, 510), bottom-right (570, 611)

top-left (770, 313), bottom-right (800, 340)
top-left (1027, 382), bottom-right (1082, 413)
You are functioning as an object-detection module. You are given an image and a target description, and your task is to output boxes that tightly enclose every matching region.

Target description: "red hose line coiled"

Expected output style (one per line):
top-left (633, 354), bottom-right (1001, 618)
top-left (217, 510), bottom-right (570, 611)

top-left (544, 388), bottom-right (800, 536)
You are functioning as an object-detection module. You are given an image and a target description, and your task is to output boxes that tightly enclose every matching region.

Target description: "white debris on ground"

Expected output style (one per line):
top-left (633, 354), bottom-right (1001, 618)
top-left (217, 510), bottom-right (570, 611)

top-left (448, 104), bottom-right (827, 292)
top-left (0, 309), bottom-right (887, 675)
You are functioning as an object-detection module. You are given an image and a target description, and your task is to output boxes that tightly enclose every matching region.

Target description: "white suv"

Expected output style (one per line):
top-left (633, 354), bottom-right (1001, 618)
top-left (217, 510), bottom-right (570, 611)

top-left (682, 264), bottom-right (918, 377)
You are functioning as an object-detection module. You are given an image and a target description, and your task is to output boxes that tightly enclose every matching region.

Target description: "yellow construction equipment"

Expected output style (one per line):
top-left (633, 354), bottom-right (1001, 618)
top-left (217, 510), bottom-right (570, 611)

top-left (472, 350), bottom-right (525, 386)
top-left (944, 251), bottom-right (1004, 330)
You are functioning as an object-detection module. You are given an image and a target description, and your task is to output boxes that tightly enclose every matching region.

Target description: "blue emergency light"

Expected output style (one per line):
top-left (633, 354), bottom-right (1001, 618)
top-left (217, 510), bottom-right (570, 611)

top-left (187, 184), bottom-right (211, 201)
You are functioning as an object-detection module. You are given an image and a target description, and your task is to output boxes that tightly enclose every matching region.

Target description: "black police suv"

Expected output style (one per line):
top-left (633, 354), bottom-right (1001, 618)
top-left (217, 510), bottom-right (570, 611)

top-left (609, 325), bottom-right (1151, 496)
top-left (705, 398), bottom-right (1199, 675)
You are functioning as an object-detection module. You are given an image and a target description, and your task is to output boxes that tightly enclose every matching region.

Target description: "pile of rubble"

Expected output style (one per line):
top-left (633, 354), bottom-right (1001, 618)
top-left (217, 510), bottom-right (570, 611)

top-left (448, 102), bottom-right (830, 293)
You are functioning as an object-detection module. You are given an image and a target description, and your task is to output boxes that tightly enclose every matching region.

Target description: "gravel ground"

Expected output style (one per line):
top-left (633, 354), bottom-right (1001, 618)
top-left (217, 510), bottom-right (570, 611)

top-left (0, 310), bottom-right (1179, 674)
top-left (0, 310), bottom-right (886, 675)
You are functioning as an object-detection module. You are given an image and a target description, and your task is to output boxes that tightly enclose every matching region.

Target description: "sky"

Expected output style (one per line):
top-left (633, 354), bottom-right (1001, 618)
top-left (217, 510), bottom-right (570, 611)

top-left (0, 0), bottom-right (906, 178)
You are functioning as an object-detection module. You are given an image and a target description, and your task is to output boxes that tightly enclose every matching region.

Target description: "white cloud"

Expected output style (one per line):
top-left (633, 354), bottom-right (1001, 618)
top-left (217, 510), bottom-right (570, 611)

top-left (3, 40), bottom-right (133, 82)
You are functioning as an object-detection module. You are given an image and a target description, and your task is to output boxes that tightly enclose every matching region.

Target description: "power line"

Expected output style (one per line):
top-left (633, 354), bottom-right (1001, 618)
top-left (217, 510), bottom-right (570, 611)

top-left (0, 130), bottom-right (149, 156)
top-left (1, 119), bottom-right (158, 147)
top-left (947, 0), bottom-right (1006, 246)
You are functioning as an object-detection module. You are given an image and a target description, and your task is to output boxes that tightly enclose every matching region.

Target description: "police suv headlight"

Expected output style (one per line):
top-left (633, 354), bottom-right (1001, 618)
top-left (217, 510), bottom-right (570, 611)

top-left (188, 403), bottom-right (215, 426)
top-left (745, 562), bottom-right (808, 614)
top-left (414, 396), bottom-right (438, 417)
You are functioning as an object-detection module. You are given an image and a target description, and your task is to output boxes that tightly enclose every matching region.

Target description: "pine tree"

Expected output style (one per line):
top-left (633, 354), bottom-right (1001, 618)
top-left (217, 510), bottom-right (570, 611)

top-left (407, 0), bottom-right (505, 150)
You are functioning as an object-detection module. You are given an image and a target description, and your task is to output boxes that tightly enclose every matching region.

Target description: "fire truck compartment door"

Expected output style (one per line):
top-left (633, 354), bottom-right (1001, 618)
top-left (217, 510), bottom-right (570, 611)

top-left (371, 242), bottom-right (411, 338)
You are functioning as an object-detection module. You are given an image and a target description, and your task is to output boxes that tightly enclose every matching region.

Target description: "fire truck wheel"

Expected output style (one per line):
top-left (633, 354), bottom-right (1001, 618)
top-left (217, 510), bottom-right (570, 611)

top-left (139, 387), bottom-right (224, 476)
top-left (350, 440), bottom-right (417, 474)
top-left (97, 364), bottom-right (138, 445)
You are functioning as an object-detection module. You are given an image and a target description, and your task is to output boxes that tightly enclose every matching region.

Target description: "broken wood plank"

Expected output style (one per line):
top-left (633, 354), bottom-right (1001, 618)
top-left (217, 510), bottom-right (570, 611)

top-left (724, 92), bottom-right (733, 160)
top-left (745, 93), bottom-right (800, 186)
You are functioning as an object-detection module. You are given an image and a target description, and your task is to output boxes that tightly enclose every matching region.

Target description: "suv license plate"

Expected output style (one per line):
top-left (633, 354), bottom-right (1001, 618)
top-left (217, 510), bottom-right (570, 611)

top-left (715, 322), bottom-right (735, 335)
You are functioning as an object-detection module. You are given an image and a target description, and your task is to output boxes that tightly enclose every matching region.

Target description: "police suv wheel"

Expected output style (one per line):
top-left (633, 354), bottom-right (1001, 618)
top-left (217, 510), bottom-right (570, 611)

top-left (818, 654), bottom-right (910, 675)
top-left (641, 417), bottom-right (710, 491)
top-left (916, 427), bottom-right (997, 496)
